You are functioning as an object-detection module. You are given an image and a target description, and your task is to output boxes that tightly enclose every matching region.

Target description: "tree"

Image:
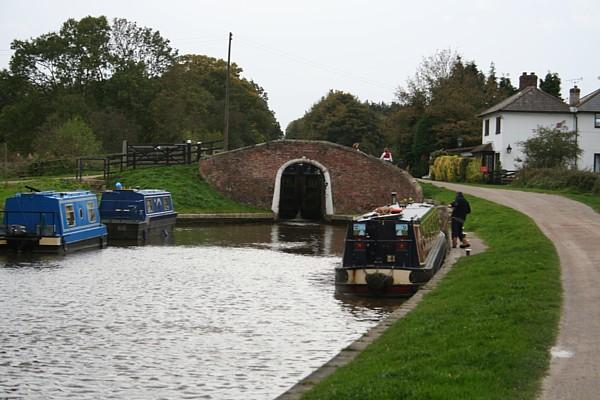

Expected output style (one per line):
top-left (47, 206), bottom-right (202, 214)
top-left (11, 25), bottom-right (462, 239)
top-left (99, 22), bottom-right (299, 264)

top-left (285, 90), bottom-right (384, 155)
top-left (149, 54), bottom-right (281, 146)
top-left (411, 115), bottom-right (440, 177)
top-left (110, 18), bottom-right (177, 77)
top-left (518, 126), bottom-right (581, 169)
top-left (34, 116), bottom-right (101, 159)
top-left (396, 49), bottom-right (459, 106)
top-left (10, 16), bottom-right (112, 89)
top-left (10, 16), bottom-right (177, 90)
top-left (539, 72), bottom-right (562, 99)
top-left (391, 52), bottom-right (517, 172)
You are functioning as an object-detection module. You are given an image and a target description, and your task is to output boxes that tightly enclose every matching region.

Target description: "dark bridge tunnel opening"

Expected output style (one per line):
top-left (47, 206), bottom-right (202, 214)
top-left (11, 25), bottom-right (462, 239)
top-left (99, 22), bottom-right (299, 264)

top-left (278, 163), bottom-right (325, 220)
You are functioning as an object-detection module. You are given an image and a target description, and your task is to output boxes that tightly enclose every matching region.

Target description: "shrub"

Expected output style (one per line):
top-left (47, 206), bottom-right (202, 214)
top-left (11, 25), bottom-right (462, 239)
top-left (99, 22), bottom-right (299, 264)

top-left (513, 168), bottom-right (600, 193)
top-left (465, 158), bottom-right (483, 183)
top-left (431, 155), bottom-right (473, 182)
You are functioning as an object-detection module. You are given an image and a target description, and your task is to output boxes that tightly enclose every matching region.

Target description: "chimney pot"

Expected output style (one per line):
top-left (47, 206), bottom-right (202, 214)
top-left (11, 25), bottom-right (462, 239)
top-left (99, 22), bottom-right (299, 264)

top-left (569, 85), bottom-right (581, 106)
top-left (519, 72), bottom-right (538, 90)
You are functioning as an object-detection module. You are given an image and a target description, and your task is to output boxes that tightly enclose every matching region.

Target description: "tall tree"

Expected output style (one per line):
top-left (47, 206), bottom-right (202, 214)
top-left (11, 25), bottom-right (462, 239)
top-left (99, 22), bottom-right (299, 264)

top-left (539, 72), bottom-right (562, 99)
top-left (9, 16), bottom-right (177, 90)
top-left (286, 90), bottom-right (385, 156)
top-left (150, 54), bottom-right (282, 146)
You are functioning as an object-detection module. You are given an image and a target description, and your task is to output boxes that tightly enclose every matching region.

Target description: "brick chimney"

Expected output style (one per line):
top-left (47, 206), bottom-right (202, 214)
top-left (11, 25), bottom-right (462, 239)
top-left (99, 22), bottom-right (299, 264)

top-left (519, 72), bottom-right (538, 90)
top-left (569, 85), bottom-right (581, 106)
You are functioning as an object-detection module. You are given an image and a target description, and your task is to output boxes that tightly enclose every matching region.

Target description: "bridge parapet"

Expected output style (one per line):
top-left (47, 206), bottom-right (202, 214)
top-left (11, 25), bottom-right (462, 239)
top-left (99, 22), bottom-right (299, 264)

top-left (199, 140), bottom-right (422, 216)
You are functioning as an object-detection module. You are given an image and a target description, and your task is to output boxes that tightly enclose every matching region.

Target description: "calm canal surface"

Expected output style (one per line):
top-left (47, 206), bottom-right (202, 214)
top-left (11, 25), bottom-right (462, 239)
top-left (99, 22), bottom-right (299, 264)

top-left (1, 222), bottom-right (402, 399)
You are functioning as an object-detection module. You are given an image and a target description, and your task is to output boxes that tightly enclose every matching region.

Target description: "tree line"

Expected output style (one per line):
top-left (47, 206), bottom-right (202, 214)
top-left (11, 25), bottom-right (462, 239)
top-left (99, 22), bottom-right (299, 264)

top-left (1, 16), bottom-right (565, 176)
top-left (287, 50), bottom-right (564, 176)
top-left (0, 16), bottom-right (283, 161)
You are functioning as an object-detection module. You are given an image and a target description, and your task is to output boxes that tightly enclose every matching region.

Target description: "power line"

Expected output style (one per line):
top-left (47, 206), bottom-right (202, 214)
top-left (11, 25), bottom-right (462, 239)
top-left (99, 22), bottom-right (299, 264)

top-left (236, 37), bottom-right (393, 91)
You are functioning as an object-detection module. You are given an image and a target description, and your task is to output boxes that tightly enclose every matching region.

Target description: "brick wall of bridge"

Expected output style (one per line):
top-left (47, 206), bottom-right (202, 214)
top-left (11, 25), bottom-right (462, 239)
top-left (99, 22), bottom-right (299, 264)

top-left (198, 140), bottom-right (422, 215)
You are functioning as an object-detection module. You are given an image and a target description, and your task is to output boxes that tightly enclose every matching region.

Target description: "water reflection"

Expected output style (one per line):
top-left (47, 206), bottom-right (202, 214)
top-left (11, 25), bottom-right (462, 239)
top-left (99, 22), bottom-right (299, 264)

top-left (0, 222), bottom-right (401, 399)
top-left (173, 222), bottom-right (345, 257)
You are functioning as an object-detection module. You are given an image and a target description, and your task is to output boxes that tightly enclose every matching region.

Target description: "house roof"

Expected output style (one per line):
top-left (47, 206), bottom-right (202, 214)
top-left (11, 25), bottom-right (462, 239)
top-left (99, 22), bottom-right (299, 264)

top-left (577, 88), bottom-right (600, 112)
top-left (446, 143), bottom-right (493, 155)
top-left (479, 87), bottom-right (571, 116)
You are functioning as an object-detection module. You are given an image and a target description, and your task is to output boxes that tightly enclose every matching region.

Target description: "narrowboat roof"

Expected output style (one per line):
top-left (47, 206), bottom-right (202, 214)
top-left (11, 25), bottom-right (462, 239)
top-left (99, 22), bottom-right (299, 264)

top-left (9, 190), bottom-right (96, 200)
top-left (103, 189), bottom-right (172, 197)
top-left (355, 202), bottom-right (435, 223)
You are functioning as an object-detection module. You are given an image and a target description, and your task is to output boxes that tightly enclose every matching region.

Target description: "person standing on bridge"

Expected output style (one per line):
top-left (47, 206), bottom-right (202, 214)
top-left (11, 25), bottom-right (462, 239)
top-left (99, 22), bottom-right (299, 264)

top-left (380, 148), bottom-right (393, 162)
top-left (450, 191), bottom-right (471, 248)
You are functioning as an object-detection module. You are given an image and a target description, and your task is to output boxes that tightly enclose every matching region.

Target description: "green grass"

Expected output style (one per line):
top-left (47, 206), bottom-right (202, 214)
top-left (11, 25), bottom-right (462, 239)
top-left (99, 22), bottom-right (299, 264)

top-left (0, 177), bottom-right (94, 209)
top-left (303, 183), bottom-right (561, 400)
top-left (1, 165), bottom-right (267, 214)
top-left (110, 165), bottom-right (267, 213)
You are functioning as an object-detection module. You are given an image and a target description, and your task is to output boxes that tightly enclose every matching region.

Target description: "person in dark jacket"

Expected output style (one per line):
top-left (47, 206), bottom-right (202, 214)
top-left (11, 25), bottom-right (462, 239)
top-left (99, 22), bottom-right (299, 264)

top-left (450, 192), bottom-right (471, 248)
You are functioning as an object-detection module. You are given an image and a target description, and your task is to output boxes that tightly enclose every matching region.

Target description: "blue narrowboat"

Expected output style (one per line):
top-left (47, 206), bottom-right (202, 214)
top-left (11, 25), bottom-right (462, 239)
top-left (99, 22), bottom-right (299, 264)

top-left (335, 194), bottom-right (450, 297)
top-left (0, 189), bottom-right (108, 253)
top-left (99, 189), bottom-right (177, 242)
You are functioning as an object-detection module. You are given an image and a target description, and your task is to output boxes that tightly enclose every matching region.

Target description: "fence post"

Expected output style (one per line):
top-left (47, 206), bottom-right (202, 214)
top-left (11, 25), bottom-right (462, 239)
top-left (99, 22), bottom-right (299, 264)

top-left (196, 142), bottom-right (202, 161)
top-left (186, 140), bottom-right (192, 164)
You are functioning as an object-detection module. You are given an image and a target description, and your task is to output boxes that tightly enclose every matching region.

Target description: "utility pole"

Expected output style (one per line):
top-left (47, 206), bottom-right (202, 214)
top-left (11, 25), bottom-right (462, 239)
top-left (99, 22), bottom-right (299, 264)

top-left (224, 32), bottom-right (232, 152)
top-left (3, 142), bottom-right (7, 188)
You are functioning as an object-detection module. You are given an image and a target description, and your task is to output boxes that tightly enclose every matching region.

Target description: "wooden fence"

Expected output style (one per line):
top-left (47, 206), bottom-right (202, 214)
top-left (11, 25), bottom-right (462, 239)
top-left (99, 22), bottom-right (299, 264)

top-left (76, 140), bottom-right (223, 182)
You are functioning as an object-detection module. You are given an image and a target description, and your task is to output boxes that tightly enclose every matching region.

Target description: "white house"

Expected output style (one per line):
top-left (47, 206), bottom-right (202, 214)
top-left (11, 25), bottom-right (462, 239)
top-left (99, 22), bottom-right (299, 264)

top-left (479, 72), bottom-right (600, 172)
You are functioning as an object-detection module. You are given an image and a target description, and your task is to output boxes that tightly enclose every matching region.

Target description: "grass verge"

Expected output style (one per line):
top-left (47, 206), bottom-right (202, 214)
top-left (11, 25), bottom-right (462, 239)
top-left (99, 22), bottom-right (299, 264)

top-left (302, 183), bottom-right (561, 400)
top-left (110, 165), bottom-right (267, 213)
top-left (0, 177), bottom-right (94, 208)
top-left (1, 165), bottom-right (267, 214)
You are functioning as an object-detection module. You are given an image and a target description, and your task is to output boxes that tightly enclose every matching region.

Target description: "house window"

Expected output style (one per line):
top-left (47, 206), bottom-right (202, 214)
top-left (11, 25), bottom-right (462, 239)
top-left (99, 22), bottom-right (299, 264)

top-left (87, 201), bottom-right (97, 222)
top-left (595, 113), bottom-right (600, 128)
top-left (484, 119), bottom-right (490, 136)
top-left (595, 154), bottom-right (600, 173)
top-left (495, 116), bottom-right (502, 134)
top-left (65, 204), bottom-right (76, 227)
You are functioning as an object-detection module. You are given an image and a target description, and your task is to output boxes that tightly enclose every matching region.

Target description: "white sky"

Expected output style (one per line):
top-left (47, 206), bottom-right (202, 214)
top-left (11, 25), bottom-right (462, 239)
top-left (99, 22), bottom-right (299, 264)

top-left (1, 0), bottom-right (599, 131)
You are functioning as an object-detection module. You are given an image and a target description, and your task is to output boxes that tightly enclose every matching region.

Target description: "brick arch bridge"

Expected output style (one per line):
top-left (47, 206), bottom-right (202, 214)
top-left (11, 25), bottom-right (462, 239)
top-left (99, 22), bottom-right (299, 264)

top-left (198, 140), bottom-right (422, 218)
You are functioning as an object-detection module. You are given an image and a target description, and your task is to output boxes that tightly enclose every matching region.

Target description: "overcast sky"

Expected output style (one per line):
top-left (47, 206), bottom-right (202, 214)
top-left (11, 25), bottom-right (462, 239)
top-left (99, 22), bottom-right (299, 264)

top-left (1, 0), bottom-right (599, 131)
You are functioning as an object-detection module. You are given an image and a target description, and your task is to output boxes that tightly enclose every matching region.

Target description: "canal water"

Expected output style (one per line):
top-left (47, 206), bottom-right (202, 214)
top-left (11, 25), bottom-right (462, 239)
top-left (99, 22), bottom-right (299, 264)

top-left (0, 223), bottom-right (401, 399)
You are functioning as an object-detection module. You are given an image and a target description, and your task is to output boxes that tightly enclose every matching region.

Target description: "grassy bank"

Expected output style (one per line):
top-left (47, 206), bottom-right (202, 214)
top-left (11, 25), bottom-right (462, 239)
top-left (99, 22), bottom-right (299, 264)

top-left (303, 183), bottom-right (561, 400)
top-left (0, 177), bottom-right (94, 208)
top-left (1, 165), bottom-right (267, 214)
top-left (110, 165), bottom-right (266, 213)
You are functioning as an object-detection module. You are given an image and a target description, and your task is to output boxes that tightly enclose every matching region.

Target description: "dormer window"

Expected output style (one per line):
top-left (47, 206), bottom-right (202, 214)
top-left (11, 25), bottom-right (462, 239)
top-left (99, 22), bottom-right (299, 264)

top-left (495, 116), bottom-right (502, 134)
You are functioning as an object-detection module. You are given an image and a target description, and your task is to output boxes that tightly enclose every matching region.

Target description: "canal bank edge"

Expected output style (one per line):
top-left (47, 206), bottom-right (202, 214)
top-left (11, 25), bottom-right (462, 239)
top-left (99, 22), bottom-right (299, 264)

top-left (176, 213), bottom-right (355, 224)
top-left (276, 233), bottom-right (487, 400)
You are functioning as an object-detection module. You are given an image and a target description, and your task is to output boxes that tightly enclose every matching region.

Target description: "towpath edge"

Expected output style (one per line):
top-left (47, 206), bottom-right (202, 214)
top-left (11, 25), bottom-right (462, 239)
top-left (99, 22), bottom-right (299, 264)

top-left (276, 233), bottom-right (487, 399)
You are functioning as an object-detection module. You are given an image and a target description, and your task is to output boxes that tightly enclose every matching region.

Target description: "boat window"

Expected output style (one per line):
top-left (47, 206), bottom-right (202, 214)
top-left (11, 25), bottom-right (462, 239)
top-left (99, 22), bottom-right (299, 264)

top-left (395, 223), bottom-right (409, 237)
top-left (163, 196), bottom-right (171, 211)
top-left (352, 223), bottom-right (366, 237)
top-left (79, 207), bottom-right (84, 220)
top-left (146, 198), bottom-right (154, 213)
top-left (87, 201), bottom-right (97, 222)
top-left (65, 204), bottom-right (76, 227)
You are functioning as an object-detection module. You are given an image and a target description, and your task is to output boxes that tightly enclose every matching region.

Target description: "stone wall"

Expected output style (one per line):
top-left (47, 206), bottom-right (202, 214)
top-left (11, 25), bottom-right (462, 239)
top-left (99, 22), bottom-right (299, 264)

top-left (199, 140), bottom-right (422, 215)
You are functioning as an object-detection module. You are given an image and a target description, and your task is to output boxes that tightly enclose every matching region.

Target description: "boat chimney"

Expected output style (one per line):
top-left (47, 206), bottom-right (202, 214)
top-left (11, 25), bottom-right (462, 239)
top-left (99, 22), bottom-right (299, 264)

top-left (391, 192), bottom-right (397, 204)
